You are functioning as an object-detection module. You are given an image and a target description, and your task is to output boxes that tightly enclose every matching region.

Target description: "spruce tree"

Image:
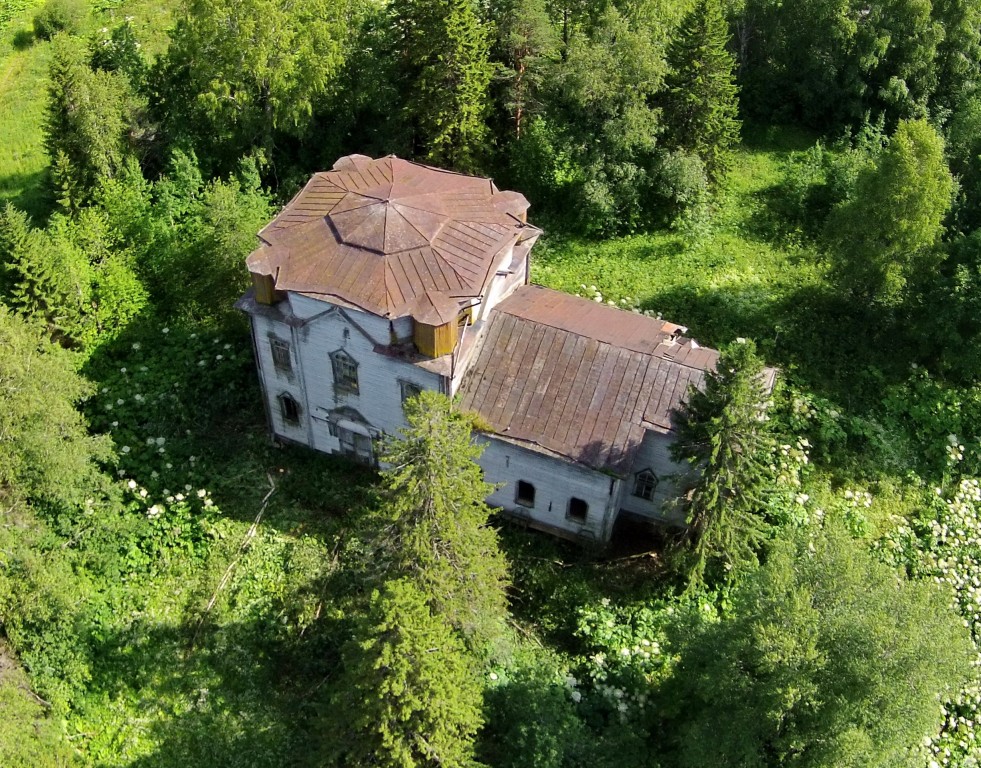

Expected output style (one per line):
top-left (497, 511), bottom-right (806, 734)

top-left (671, 339), bottom-right (774, 592)
top-left (391, 0), bottom-right (494, 171)
top-left (663, 0), bottom-right (740, 184)
top-left (44, 37), bottom-right (136, 212)
top-left (329, 579), bottom-right (483, 768)
top-left (375, 391), bottom-right (508, 651)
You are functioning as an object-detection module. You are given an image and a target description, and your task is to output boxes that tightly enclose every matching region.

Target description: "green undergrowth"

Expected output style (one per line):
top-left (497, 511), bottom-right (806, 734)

top-left (533, 126), bottom-right (918, 450)
top-left (0, 0), bottom-right (175, 215)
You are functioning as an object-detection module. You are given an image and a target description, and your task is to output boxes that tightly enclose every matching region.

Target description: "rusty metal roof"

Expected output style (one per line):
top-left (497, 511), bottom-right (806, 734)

top-left (457, 285), bottom-right (723, 476)
top-left (247, 155), bottom-right (537, 321)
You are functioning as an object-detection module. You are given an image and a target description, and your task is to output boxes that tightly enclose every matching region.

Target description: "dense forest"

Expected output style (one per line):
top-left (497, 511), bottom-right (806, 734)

top-left (4, 0), bottom-right (981, 765)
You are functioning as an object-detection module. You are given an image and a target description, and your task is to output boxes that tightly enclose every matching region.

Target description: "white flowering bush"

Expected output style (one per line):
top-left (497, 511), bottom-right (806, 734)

top-left (764, 436), bottom-right (812, 526)
top-left (572, 598), bottom-right (675, 725)
top-left (85, 323), bottom-right (252, 494)
top-left (879, 474), bottom-right (981, 766)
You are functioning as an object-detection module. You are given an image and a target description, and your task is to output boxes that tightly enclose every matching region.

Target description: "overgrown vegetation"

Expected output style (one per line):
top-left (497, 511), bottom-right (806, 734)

top-left (3, 0), bottom-right (981, 765)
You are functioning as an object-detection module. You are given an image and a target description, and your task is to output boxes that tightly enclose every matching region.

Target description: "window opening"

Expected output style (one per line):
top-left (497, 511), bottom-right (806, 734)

top-left (632, 470), bottom-right (658, 501)
top-left (330, 350), bottom-right (359, 394)
top-left (515, 480), bottom-right (535, 508)
top-left (278, 393), bottom-right (300, 425)
top-left (271, 338), bottom-right (292, 374)
top-left (400, 380), bottom-right (423, 407)
top-left (337, 427), bottom-right (373, 465)
top-left (567, 497), bottom-right (588, 522)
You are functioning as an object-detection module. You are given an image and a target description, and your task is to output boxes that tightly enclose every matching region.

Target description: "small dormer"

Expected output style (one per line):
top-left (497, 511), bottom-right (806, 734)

top-left (409, 291), bottom-right (465, 358)
top-left (246, 249), bottom-right (285, 305)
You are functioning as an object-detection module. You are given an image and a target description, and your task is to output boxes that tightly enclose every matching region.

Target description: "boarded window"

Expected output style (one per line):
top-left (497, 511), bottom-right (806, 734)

top-left (632, 469), bottom-right (658, 501)
top-left (567, 497), bottom-right (588, 522)
top-left (515, 480), bottom-right (535, 508)
top-left (330, 350), bottom-right (359, 394)
top-left (338, 427), bottom-right (373, 465)
top-left (271, 339), bottom-right (292, 374)
top-left (278, 393), bottom-right (300, 425)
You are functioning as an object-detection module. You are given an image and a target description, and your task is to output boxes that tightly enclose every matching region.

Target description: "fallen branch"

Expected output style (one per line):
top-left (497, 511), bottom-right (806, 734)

top-left (192, 473), bottom-right (277, 646)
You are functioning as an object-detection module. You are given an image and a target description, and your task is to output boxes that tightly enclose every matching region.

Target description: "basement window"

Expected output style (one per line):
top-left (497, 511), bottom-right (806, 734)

top-left (567, 497), bottom-right (589, 523)
top-left (515, 480), bottom-right (536, 508)
top-left (337, 427), bottom-right (373, 465)
top-left (278, 393), bottom-right (301, 425)
top-left (632, 469), bottom-right (659, 501)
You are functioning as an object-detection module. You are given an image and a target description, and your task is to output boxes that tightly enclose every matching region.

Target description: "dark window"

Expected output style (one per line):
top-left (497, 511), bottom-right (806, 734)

top-left (399, 380), bottom-right (423, 408)
top-left (515, 480), bottom-right (535, 508)
top-left (567, 497), bottom-right (588, 522)
top-left (271, 339), bottom-right (292, 374)
top-left (338, 427), bottom-right (373, 464)
top-left (330, 350), bottom-right (359, 394)
top-left (633, 470), bottom-right (658, 501)
top-left (278, 393), bottom-right (300, 425)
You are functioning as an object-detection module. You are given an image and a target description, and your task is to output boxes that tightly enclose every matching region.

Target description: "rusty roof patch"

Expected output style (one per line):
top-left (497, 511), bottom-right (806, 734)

top-left (457, 285), bottom-right (725, 475)
top-left (248, 156), bottom-right (539, 322)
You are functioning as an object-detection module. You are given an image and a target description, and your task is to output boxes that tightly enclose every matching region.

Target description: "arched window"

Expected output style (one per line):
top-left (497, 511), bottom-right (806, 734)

top-left (632, 469), bottom-right (658, 501)
top-left (278, 392), bottom-right (301, 425)
top-left (330, 349), bottom-right (359, 394)
top-left (515, 480), bottom-right (535, 508)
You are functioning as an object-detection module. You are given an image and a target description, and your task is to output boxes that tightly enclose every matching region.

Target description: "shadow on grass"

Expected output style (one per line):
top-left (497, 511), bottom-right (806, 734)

top-left (85, 584), bottom-right (350, 768)
top-left (80, 310), bottom-right (380, 538)
top-left (643, 282), bottom-right (918, 412)
top-left (0, 169), bottom-right (52, 221)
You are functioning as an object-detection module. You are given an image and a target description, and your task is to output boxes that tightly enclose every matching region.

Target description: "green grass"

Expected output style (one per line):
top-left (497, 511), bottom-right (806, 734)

top-left (0, 0), bottom-right (176, 216)
top-left (533, 129), bottom-right (916, 418)
top-left (0, 2), bottom-right (50, 215)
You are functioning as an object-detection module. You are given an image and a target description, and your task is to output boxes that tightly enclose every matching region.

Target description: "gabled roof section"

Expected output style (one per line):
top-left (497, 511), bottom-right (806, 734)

top-left (247, 155), bottom-right (538, 321)
top-left (457, 285), bottom-right (731, 476)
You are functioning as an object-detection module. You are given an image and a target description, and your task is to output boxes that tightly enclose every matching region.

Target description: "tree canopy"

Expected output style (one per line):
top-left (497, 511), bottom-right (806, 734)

top-left (661, 521), bottom-right (974, 768)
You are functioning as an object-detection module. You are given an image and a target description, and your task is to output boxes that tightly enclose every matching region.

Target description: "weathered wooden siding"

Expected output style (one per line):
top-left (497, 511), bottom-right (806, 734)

top-left (253, 297), bottom-right (443, 456)
top-left (617, 429), bottom-right (689, 524)
top-left (477, 436), bottom-right (619, 541)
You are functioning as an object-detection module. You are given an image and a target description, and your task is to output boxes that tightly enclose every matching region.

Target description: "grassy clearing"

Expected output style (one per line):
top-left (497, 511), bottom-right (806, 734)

top-left (534, 126), bottom-right (914, 415)
top-left (0, 0), bottom-right (176, 215)
top-left (0, 2), bottom-right (50, 214)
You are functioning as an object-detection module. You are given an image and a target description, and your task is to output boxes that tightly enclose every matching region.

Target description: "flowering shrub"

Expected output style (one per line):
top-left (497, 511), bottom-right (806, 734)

top-left (85, 322), bottom-right (253, 495)
top-left (571, 598), bottom-right (676, 725)
top-left (879, 473), bottom-right (981, 765)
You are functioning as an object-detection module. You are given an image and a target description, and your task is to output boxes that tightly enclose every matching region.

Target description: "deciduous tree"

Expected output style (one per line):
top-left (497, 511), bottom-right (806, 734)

top-left (156, 0), bottom-right (351, 171)
top-left (0, 306), bottom-right (111, 508)
top-left (827, 118), bottom-right (954, 304)
top-left (661, 521), bottom-right (973, 768)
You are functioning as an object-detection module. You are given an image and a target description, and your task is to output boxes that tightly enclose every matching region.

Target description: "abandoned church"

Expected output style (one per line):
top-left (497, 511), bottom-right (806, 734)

top-left (237, 154), bottom-right (726, 542)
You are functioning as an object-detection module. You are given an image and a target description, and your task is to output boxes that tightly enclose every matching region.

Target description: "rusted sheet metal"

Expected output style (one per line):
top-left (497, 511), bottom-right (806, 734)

top-left (457, 285), bottom-right (722, 476)
top-left (247, 155), bottom-right (538, 322)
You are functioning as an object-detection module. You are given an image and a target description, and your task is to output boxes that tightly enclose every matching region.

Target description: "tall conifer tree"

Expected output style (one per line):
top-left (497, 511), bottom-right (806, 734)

top-left (374, 391), bottom-right (508, 651)
top-left (671, 339), bottom-right (774, 591)
top-left (663, 0), bottom-right (740, 183)
top-left (328, 579), bottom-right (483, 768)
top-left (391, 0), bottom-right (494, 171)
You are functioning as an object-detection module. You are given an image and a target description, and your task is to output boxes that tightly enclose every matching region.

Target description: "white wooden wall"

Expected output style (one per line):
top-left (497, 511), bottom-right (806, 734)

top-left (617, 429), bottom-right (690, 525)
top-left (251, 296), bottom-right (443, 455)
top-left (477, 436), bottom-right (620, 541)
